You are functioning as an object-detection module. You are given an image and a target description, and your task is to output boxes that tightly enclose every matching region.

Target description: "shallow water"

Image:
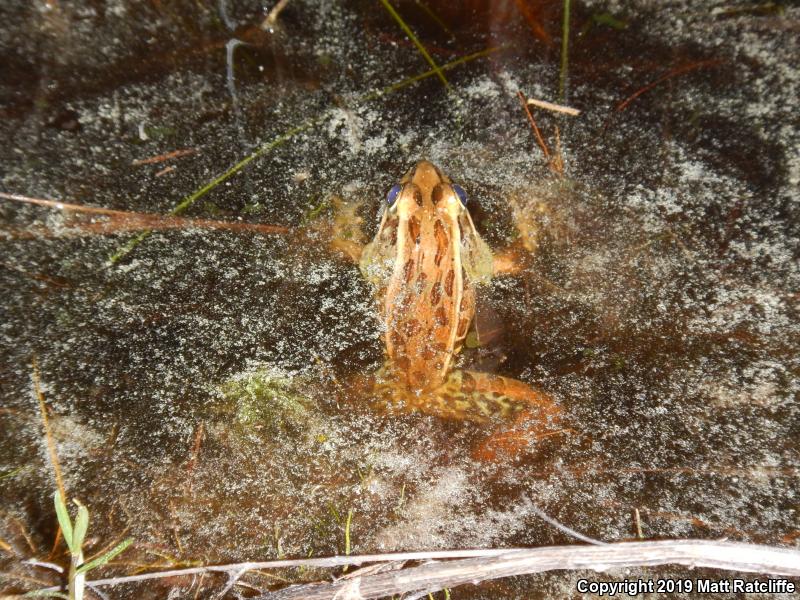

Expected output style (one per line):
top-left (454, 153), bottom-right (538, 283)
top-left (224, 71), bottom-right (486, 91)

top-left (1, 1), bottom-right (798, 598)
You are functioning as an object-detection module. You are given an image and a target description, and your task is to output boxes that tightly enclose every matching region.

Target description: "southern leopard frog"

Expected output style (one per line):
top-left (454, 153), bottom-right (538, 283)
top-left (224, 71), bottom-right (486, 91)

top-left (337, 161), bottom-right (561, 458)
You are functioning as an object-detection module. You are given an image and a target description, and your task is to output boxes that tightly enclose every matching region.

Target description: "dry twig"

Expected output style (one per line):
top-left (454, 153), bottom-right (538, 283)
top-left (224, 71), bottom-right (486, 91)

top-left (261, 0), bottom-right (292, 30)
top-left (131, 148), bottom-right (197, 166)
top-left (527, 98), bottom-right (580, 116)
top-left (31, 540), bottom-right (800, 598)
top-left (257, 540), bottom-right (800, 599)
top-left (517, 91), bottom-right (550, 161)
top-left (0, 192), bottom-right (289, 237)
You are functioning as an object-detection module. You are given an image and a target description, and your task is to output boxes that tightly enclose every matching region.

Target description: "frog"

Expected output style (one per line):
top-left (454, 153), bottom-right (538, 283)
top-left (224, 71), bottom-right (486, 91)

top-left (332, 160), bottom-right (563, 460)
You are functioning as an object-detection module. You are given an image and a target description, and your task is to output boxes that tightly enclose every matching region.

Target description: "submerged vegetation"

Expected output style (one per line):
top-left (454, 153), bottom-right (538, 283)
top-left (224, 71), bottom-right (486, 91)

top-left (218, 367), bottom-right (313, 431)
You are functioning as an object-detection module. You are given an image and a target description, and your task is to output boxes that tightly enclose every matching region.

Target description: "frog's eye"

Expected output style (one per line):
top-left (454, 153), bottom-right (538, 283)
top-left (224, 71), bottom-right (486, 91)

top-left (452, 184), bottom-right (468, 207)
top-left (386, 184), bottom-right (402, 206)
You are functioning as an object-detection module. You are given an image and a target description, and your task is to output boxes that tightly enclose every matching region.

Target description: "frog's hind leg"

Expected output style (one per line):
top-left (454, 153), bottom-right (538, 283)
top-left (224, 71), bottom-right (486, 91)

top-left (432, 370), bottom-right (565, 462)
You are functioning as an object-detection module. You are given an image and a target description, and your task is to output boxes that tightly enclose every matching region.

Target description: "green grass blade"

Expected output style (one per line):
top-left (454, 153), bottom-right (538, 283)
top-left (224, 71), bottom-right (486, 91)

top-left (344, 509), bottom-right (353, 555)
top-left (168, 123), bottom-right (314, 219)
top-left (53, 491), bottom-right (74, 554)
top-left (378, 0), bottom-right (450, 89)
top-left (0, 465), bottom-right (25, 480)
top-left (108, 123), bottom-right (315, 264)
top-left (108, 231), bottom-right (151, 265)
top-left (559, 0), bottom-right (571, 102)
top-left (76, 538), bottom-right (133, 575)
top-left (415, 0), bottom-right (454, 38)
top-left (72, 501), bottom-right (89, 551)
top-left (360, 46), bottom-right (499, 103)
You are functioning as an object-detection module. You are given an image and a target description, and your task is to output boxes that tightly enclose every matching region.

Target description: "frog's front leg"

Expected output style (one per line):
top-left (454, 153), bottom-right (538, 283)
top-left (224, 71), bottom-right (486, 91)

top-left (328, 195), bottom-right (367, 263)
top-left (492, 244), bottom-right (528, 276)
top-left (492, 193), bottom-right (555, 276)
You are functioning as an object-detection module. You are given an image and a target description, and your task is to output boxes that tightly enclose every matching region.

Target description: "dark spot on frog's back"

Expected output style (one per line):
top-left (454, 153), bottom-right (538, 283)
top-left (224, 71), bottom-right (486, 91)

top-left (444, 269), bottom-right (455, 297)
top-left (430, 281), bottom-right (442, 306)
top-left (413, 187), bottom-right (423, 206)
top-left (402, 318), bottom-right (421, 337)
top-left (434, 220), bottom-right (449, 266)
top-left (390, 328), bottom-right (405, 350)
top-left (382, 217), bottom-right (398, 244)
top-left (408, 216), bottom-right (421, 244)
top-left (395, 355), bottom-right (411, 372)
top-left (434, 305), bottom-right (448, 327)
top-left (403, 259), bottom-right (415, 283)
top-left (457, 316), bottom-right (470, 337)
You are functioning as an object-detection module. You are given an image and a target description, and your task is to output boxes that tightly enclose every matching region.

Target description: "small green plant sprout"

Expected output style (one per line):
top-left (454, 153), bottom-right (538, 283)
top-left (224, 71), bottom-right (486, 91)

top-left (341, 509), bottom-right (354, 574)
top-left (34, 491), bottom-right (133, 600)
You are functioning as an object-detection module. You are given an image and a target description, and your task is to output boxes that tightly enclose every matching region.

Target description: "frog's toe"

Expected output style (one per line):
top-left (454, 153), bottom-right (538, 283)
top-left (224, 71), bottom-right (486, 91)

top-left (492, 243), bottom-right (529, 276)
top-left (472, 410), bottom-right (572, 462)
top-left (465, 377), bottom-right (566, 462)
top-left (472, 408), bottom-right (569, 462)
top-left (330, 238), bottom-right (364, 263)
top-left (436, 370), bottom-right (567, 461)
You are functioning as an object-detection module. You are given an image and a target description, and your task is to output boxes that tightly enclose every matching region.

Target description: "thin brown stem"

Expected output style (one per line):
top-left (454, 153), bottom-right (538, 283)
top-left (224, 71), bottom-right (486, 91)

top-left (131, 148), bottom-right (197, 166)
top-left (0, 192), bottom-right (290, 236)
top-left (616, 59), bottom-right (722, 112)
top-left (32, 357), bottom-right (65, 500)
top-left (517, 91), bottom-right (550, 160)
